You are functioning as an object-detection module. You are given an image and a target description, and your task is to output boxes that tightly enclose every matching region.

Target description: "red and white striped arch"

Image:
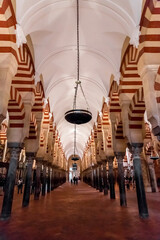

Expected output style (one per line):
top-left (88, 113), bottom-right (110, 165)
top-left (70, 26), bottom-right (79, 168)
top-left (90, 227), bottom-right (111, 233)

top-left (28, 112), bottom-right (37, 140)
top-left (109, 81), bottom-right (121, 114)
top-left (8, 86), bottom-right (25, 128)
top-left (128, 87), bottom-right (145, 130)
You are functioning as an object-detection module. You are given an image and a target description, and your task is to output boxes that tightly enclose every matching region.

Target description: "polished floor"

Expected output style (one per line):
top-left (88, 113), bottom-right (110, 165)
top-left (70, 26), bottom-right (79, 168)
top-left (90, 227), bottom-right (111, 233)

top-left (0, 182), bottom-right (160, 240)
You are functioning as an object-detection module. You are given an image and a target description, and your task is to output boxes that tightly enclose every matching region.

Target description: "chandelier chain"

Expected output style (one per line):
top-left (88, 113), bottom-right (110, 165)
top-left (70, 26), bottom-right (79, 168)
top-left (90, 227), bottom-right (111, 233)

top-left (74, 124), bottom-right (76, 156)
top-left (80, 84), bottom-right (89, 109)
top-left (77, 0), bottom-right (79, 83)
top-left (73, 0), bottom-right (90, 110)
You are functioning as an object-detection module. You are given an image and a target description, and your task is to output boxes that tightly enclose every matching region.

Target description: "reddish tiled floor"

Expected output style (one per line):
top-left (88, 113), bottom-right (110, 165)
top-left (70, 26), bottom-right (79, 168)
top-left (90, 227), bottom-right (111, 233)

top-left (0, 182), bottom-right (160, 240)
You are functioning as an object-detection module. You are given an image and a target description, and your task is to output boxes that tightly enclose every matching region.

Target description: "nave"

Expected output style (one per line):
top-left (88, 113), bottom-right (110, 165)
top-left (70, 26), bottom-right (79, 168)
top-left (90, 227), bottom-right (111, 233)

top-left (0, 182), bottom-right (160, 240)
top-left (1, 0), bottom-right (160, 237)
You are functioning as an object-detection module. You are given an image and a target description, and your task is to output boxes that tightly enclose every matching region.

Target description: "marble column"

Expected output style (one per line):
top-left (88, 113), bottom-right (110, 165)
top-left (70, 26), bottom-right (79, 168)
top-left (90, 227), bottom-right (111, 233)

top-left (98, 163), bottom-right (103, 192)
top-left (47, 166), bottom-right (51, 193)
top-left (148, 161), bottom-right (158, 193)
top-left (93, 168), bottom-right (96, 188)
top-left (54, 172), bottom-right (57, 188)
top-left (115, 152), bottom-right (127, 206)
top-left (51, 168), bottom-right (54, 190)
top-left (42, 164), bottom-right (46, 196)
top-left (0, 144), bottom-right (4, 162)
top-left (58, 172), bottom-right (61, 186)
top-left (22, 152), bottom-right (35, 207)
top-left (103, 161), bottom-right (108, 195)
top-left (96, 167), bottom-right (99, 190)
top-left (34, 158), bottom-right (42, 200)
top-left (108, 156), bottom-right (115, 199)
top-left (1, 143), bottom-right (22, 220)
top-left (90, 169), bottom-right (93, 187)
top-left (131, 143), bottom-right (149, 218)
top-left (141, 158), bottom-right (151, 192)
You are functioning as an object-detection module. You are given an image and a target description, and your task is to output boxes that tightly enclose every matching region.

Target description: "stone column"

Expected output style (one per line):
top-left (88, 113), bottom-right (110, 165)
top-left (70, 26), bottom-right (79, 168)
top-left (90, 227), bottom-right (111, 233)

top-left (108, 156), bottom-right (115, 199)
top-left (96, 167), bottom-right (99, 190)
top-left (93, 168), bottom-right (96, 188)
top-left (0, 144), bottom-right (4, 161)
top-left (90, 169), bottom-right (94, 187)
top-left (42, 164), bottom-right (46, 196)
top-left (98, 163), bottom-right (103, 192)
top-left (34, 158), bottom-right (42, 200)
top-left (54, 171), bottom-right (57, 188)
top-left (103, 161), bottom-right (108, 195)
top-left (22, 152), bottom-right (35, 207)
top-left (148, 161), bottom-right (158, 192)
top-left (1, 143), bottom-right (22, 220)
top-left (47, 166), bottom-right (51, 193)
top-left (0, 144), bottom-right (4, 196)
top-left (51, 168), bottom-right (54, 190)
top-left (141, 158), bottom-right (151, 192)
top-left (115, 152), bottom-right (127, 206)
top-left (131, 143), bottom-right (149, 218)
top-left (58, 172), bottom-right (61, 186)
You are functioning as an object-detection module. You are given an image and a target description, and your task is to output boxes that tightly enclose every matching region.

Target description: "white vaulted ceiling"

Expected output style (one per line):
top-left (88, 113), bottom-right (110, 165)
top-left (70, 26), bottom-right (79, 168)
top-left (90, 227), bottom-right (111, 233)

top-left (16, 0), bottom-right (143, 159)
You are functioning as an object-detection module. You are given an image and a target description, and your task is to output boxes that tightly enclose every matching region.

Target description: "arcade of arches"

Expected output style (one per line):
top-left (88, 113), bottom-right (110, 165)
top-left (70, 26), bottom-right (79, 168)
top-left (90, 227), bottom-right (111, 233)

top-left (0, 0), bottom-right (160, 239)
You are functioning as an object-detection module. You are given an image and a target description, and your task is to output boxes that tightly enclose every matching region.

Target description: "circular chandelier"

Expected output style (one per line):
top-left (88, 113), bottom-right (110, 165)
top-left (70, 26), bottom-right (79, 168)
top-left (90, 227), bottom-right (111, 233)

top-left (71, 124), bottom-right (80, 161)
top-left (65, 0), bottom-right (92, 125)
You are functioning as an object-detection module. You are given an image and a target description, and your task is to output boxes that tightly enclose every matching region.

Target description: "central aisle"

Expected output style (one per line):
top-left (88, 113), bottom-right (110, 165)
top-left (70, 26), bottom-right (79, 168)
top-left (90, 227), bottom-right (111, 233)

top-left (0, 182), bottom-right (160, 240)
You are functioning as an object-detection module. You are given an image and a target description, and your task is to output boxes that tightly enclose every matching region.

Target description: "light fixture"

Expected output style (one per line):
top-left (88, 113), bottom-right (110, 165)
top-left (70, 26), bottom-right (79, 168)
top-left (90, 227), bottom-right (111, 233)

top-left (65, 0), bottom-right (92, 125)
top-left (150, 150), bottom-right (159, 160)
top-left (150, 155), bottom-right (159, 161)
top-left (71, 124), bottom-right (80, 161)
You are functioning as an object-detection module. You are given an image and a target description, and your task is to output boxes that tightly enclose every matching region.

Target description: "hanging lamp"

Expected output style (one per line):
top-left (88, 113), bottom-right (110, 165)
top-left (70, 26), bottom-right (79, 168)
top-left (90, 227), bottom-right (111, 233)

top-left (150, 150), bottom-right (159, 160)
top-left (65, 0), bottom-right (92, 125)
top-left (71, 124), bottom-right (80, 161)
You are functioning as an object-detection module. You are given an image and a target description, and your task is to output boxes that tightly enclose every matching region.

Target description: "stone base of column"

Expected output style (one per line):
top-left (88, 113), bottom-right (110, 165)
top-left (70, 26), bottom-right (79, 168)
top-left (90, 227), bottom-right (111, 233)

top-left (0, 214), bottom-right (10, 221)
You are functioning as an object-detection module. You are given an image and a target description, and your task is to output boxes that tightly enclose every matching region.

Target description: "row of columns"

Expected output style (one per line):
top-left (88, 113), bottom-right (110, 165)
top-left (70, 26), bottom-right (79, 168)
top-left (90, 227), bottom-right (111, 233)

top-left (0, 145), bottom-right (67, 220)
top-left (83, 144), bottom-right (150, 218)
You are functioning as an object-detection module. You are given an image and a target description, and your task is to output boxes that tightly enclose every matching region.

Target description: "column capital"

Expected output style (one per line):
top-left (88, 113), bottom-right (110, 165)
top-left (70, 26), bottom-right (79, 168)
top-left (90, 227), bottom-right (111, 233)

top-left (36, 157), bottom-right (43, 161)
top-left (97, 161), bottom-right (102, 166)
top-left (26, 152), bottom-right (36, 164)
top-left (138, 65), bottom-right (159, 79)
top-left (107, 156), bottom-right (114, 168)
top-left (107, 156), bottom-right (114, 162)
top-left (7, 142), bottom-right (23, 159)
top-left (26, 152), bottom-right (36, 158)
top-left (128, 143), bottom-right (143, 159)
top-left (7, 142), bottom-right (23, 149)
top-left (0, 143), bottom-right (4, 160)
top-left (115, 152), bottom-right (125, 163)
top-left (36, 157), bottom-right (44, 166)
top-left (102, 159), bottom-right (107, 164)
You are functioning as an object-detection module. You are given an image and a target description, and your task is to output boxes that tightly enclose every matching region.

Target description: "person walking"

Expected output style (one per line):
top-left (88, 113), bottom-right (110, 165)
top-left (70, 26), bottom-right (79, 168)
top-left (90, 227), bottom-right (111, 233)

top-left (73, 176), bottom-right (76, 185)
top-left (17, 178), bottom-right (23, 194)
